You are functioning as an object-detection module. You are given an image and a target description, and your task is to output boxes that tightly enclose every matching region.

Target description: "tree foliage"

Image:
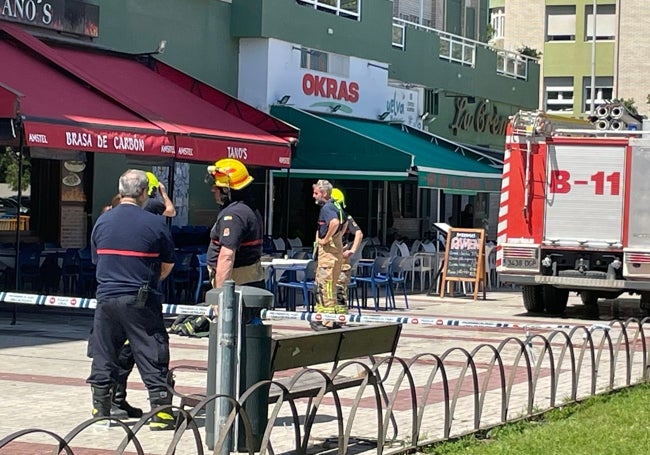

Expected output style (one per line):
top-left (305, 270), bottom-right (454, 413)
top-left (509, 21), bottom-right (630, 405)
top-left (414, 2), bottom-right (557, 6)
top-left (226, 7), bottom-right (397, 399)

top-left (0, 150), bottom-right (31, 192)
top-left (516, 45), bottom-right (542, 59)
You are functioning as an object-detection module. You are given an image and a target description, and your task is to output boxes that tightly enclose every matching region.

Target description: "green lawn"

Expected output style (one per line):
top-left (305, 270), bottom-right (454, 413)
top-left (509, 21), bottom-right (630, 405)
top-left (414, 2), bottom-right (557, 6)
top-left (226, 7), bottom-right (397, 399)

top-left (423, 382), bottom-right (650, 455)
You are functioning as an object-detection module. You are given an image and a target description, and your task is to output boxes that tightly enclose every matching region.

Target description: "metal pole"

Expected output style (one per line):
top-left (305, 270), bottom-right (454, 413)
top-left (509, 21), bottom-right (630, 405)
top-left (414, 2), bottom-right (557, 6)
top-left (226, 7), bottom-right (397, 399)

top-left (213, 280), bottom-right (238, 454)
top-left (589, 0), bottom-right (598, 115)
top-left (267, 170), bottom-right (274, 237)
top-left (11, 123), bottom-right (24, 325)
top-left (284, 167), bottom-right (291, 239)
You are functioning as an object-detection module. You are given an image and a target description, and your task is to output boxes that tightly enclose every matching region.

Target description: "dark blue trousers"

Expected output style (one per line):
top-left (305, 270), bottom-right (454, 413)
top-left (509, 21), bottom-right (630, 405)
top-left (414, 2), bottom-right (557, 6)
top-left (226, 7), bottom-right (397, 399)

top-left (87, 295), bottom-right (169, 391)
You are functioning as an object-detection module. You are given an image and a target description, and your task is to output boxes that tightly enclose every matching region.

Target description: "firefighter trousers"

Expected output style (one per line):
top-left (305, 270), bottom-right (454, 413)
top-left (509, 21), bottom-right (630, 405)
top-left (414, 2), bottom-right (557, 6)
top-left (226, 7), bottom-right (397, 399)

top-left (315, 237), bottom-right (347, 314)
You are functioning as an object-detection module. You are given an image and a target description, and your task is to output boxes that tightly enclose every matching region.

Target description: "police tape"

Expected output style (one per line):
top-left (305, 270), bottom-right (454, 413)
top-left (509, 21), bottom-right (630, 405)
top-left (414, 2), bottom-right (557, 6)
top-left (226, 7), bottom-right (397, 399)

top-left (259, 309), bottom-right (586, 331)
top-left (0, 291), bottom-right (602, 331)
top-left (0, 291), bottom-right (215, 318)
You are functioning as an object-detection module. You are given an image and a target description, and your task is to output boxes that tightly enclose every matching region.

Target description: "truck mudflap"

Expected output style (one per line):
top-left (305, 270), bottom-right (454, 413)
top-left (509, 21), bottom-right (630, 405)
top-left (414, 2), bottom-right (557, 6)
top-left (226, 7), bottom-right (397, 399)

top-left (500, 274), bottom-right (650, 292)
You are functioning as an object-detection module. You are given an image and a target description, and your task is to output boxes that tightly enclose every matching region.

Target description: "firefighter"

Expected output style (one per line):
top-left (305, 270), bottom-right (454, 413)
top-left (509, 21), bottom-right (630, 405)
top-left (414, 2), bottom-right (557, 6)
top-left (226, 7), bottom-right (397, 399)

top-left (331, 188), bottom-right (364, 301)
top-left (144, 171), bottom-right (176, 217)
top-left (87, 169), bottom-right (176, 430)
top-left (101, 172), bottom-right (177, 419)
top-left (311, 179), bottom-right (346, 331)
top-left (206, 158), bottom-right (265, 289)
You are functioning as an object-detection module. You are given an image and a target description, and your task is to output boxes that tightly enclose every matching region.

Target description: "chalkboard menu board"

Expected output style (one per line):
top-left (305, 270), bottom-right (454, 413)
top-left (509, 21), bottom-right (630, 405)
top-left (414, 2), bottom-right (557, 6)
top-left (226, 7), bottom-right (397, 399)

top-left (440, 228), bottom-right (486, 300)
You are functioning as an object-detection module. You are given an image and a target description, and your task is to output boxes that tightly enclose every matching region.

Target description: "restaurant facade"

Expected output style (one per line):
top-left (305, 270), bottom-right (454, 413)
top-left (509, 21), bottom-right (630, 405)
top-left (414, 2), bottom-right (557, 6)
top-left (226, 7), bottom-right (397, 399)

top-left (0, 0), bottom-right (540, 252)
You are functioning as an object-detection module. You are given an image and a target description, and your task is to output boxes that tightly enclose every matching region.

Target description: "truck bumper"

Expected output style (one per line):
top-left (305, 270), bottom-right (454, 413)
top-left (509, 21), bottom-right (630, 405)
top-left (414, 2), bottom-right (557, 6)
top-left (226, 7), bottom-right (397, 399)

top-left (499, 274), bottom-right (650, 292)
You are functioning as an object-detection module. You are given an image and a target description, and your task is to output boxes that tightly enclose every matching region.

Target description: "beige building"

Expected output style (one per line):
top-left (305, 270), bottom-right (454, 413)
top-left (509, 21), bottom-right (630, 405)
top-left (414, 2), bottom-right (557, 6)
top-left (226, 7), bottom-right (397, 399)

top-left (492, 0), bottom-right (650, 118)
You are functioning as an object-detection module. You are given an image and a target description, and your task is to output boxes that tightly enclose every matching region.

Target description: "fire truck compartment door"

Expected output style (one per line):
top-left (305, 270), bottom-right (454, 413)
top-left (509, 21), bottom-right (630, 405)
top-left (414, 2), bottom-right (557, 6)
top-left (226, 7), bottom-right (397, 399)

top-left (627, 141), bottom-right (650, 248)
top-left (545, 145), bottom-right (625, 245)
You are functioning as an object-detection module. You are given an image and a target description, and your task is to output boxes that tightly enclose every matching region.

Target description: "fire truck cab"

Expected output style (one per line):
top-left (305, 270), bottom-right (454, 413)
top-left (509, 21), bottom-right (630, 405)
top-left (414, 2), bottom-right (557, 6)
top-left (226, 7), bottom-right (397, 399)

top-left (496, 109), bottom-right (650, 314)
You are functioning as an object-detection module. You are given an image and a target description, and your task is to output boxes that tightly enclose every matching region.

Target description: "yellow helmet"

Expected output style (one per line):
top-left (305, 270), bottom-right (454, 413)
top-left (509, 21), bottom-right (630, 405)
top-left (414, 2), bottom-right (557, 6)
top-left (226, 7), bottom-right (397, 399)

top-left (331, 187), bottom-right (346, 207)
top-left (207, 158), bottom-right (253, 190)
top-left (145, 171), bottom-right (159, 197)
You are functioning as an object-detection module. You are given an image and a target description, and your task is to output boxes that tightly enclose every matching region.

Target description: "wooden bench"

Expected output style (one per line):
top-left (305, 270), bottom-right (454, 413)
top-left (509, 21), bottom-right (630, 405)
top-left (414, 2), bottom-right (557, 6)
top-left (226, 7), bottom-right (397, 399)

top-left (267, 323), bottom-right (402, 402)
top-left (173, 323), bottom-right (402, 452)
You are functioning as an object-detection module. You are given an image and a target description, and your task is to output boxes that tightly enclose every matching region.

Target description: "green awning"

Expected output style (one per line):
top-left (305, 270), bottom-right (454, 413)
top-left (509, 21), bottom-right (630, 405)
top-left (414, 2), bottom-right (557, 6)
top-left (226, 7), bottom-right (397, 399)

top-left (270, 106), bottom-right (503, 191)
top-left (270, 105), bottom-right (413, 181)
top-left (323, 116), bottom-right (503, 192)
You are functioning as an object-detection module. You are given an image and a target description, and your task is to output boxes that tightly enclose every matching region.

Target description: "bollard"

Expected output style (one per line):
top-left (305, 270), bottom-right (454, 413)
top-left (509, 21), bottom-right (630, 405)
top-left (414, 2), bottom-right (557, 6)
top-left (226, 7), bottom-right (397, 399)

top-left (236, 286), bottom-right (273, 451)
top-left (205, 281), bottom-right (238, 453)
top-left (204, 283), bottom-right (273, 453)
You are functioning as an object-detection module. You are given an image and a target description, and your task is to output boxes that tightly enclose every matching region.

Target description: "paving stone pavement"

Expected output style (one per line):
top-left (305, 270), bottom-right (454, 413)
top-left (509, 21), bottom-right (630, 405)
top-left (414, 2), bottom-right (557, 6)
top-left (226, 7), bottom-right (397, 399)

top-left (0, 289), bottom-right (646, 454)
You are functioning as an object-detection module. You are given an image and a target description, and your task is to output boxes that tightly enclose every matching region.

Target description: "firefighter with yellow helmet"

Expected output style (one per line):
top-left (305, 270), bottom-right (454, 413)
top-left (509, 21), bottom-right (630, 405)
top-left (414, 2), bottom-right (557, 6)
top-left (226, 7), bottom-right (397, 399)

top-left (331, 187), bottom-right (364, 297)
top-left (205, 158), bottom-right (265, 289)
top-left (144, 171), bottom-right (176, 217)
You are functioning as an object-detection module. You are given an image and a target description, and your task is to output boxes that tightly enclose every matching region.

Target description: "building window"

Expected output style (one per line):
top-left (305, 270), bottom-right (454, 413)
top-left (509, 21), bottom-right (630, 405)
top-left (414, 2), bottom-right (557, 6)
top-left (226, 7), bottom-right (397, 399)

top-left (546, 5), bottom-right (576, 41)
top-left (297, 0), bottom-right (360, 20)
top-left (300, 49), bottom-right (328, 72)
top-left (298, 48), bottom-right (350, 77)
top-left (544, 77), bottom-right (574, 113)
top-left (582, 76), bottom-right (613, 113)
top-left (585, 4), bottom-right (616, 41)
top-left (490, 7), bottom-right (505, 40)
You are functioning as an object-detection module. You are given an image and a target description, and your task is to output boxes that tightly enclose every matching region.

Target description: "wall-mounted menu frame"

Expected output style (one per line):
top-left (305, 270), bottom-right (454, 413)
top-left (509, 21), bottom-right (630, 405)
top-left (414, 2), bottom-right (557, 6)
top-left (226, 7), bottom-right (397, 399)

top-left (439, 228), bottom-right (486, 300)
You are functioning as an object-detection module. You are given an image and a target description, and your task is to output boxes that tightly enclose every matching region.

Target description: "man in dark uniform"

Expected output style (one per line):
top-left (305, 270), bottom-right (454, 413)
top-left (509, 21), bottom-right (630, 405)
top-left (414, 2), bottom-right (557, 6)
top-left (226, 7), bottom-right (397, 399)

top-left (87, 169), bottom-right (176, 430)
top-left (331, 188), bottom-right (364, 298)
top-left (109, 171), bottom-right (176, 418)
top-left (206, 158), bottom-right (264, 289)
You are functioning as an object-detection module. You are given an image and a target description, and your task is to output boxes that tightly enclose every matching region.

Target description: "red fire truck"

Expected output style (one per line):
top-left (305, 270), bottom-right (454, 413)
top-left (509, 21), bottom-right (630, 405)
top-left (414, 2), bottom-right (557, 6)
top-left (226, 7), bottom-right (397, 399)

top-left (496, 109), bottom-right (650, 314)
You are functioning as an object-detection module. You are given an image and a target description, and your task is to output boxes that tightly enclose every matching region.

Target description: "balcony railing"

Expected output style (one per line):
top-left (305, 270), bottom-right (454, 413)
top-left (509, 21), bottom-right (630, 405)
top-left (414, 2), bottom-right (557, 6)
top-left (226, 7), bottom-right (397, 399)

top-left (496, 50), bottom-right (532, 80)
top-left (297, 0), bottom-right (360, 20)
top-left (439, 32), bottom-right (476, 67)
top-left (392, 17), bottom-right (538, 80)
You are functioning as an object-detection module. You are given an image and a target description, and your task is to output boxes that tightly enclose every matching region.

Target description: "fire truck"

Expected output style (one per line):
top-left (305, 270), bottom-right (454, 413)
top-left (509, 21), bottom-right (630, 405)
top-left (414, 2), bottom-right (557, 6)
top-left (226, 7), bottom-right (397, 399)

top-left (496, 108), bottom-right (650, 314)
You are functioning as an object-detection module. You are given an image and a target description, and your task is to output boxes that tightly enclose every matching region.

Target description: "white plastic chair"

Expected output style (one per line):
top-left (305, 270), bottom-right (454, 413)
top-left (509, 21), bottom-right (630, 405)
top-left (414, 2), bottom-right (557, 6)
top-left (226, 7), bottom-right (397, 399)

top-left (272, 238), bottom-right (287, 256)
top-left (410, 239), bottom-right (423, 255)
top-left (485, 244), bottom-right (497, 289)
top-left (287, 237), bottom-right (302, 249)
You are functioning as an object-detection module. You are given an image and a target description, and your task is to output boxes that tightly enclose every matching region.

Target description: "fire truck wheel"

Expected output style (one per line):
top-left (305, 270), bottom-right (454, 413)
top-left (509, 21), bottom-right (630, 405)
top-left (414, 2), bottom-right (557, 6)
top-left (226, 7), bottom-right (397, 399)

top-left (543, 286), bottom-right (569, 315)
top-left (580, 291), bottom-right (599, 306)
top-left (522, 285), bottom-right (544, 313)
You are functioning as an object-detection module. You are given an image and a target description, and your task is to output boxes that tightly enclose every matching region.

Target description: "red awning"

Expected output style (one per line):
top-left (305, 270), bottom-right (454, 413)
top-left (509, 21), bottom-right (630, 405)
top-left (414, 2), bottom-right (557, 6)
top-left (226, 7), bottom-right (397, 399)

top-left (0, 23), bottom-right (295, 168)
top-left (0, 82), bottom-right (21, 118)
top-left (0, 33), bottom-right (173, 157)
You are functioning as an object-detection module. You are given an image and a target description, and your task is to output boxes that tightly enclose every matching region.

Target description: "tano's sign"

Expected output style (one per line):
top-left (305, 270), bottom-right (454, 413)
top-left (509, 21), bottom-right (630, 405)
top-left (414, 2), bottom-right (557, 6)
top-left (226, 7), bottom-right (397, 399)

top-left (0, 0), bottom-right (99, 37)
top-left (450, 97), bottom-right (509, 137)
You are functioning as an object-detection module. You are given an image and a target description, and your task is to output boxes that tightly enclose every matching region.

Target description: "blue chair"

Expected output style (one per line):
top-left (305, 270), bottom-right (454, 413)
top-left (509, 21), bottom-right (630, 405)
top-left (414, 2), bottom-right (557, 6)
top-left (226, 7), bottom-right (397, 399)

top-left (77, 247), bottom-right (97, 297)
top-left (61, 248), bottom-right (80, 295)
top-left (18, 244), bottom-right (42, 291)
top-left (194, 253), bottom-right (212, 303)
top-left (170, 252), bottom-right (194, 304)
top-left (277, 260), bottom-right (317, 311)
top-left (389, 256), bottom-right (410, 309)
top-left (347, 272), bottom-right (361, 315)
top-left (355, 256), bottom-right (393, 311)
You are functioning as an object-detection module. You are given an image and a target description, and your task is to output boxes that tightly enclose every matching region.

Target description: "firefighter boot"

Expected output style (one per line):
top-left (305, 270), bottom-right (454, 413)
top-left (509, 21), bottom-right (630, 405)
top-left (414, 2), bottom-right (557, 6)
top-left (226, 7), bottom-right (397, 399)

top-left (148, 387), bottom-right (176, 431)
top-left (91, 385), bottom-right (112, 427)
top-left (111, 380), bottom-right (143, 419)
